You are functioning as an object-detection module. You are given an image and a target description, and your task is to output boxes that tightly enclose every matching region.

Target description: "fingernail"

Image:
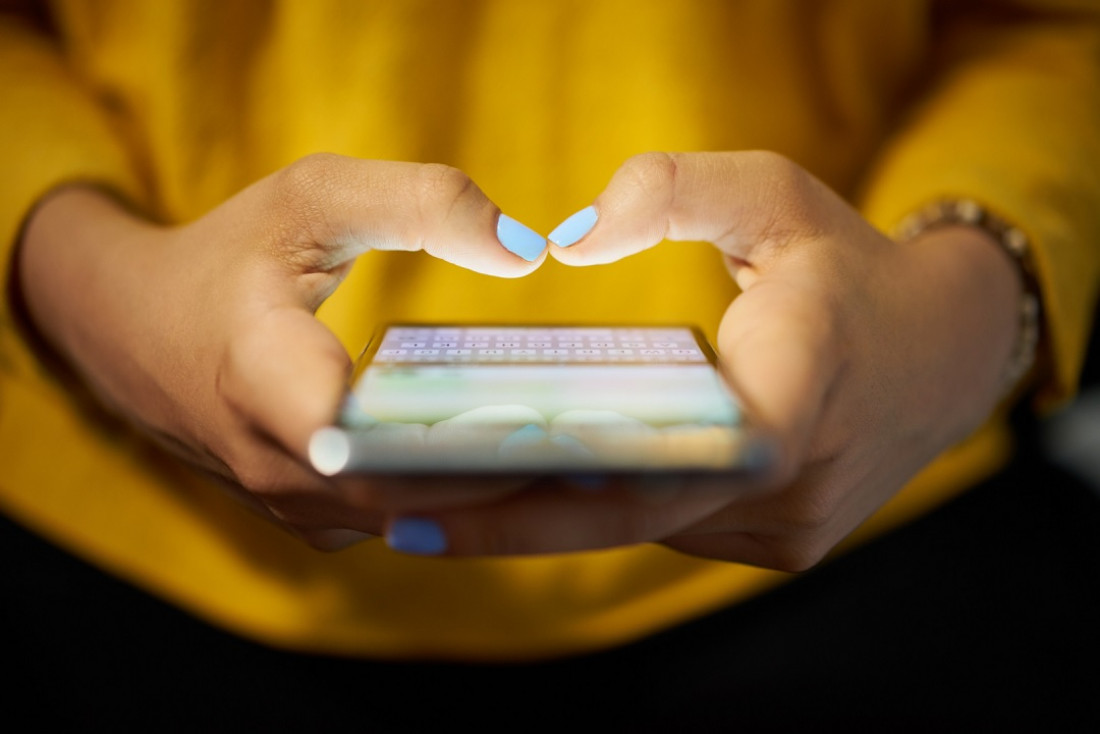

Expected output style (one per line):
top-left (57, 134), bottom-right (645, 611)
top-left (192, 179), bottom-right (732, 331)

top-left (497, 213), bottom-right (546, 262)
top-left (499, 423), bottom-right (548, 451)
top-left (549, 205), bottom-right (598, 247)
top-left (387, 517), bottom-right (448, 555)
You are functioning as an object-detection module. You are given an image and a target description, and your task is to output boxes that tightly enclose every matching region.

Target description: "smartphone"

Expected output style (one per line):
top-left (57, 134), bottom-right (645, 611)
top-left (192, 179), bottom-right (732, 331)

top-left (309, 324), bottom-right (771, 475)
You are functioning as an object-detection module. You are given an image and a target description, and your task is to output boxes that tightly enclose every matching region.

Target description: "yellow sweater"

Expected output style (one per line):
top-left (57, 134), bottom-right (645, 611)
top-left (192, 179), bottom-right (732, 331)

top-left (1, 0), bottom-right (1098, 660)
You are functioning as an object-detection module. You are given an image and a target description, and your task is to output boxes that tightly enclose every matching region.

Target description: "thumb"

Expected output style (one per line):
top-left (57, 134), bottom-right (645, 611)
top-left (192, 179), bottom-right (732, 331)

top-left (549, 151), bottom-right (841, 269)
top-left (217, 154), bottom-right (547, 310)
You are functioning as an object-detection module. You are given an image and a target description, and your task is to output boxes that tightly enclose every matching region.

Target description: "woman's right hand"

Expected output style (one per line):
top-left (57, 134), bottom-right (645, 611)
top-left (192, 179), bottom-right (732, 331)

top-left (16, 154), bottom-right (546, 548)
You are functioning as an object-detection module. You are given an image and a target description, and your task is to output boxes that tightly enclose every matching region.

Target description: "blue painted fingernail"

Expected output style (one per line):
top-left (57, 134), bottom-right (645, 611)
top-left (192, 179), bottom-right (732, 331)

top-left (549, 205), bottom-right (598, 247)
top-left (497, 213), bottom-right (546, 262)
top-left (387, 517), bottom-right (447, 555)
top-left (499, 422), bottom-right (548, 451)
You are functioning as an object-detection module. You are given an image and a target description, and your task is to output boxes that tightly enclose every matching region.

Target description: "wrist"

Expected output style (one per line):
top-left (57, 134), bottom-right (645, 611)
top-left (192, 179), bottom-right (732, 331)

top-left (896, 200), bottom-right (1040, 398)
top-left (16, 185), bottom-right (167, 406)
top-left (890, 220), bottom-right (1024, 423)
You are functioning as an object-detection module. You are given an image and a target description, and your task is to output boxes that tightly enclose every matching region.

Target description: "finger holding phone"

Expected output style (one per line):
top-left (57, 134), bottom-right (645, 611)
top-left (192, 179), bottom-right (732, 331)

top-left (386, 151), bottom-right (1023, 570)
top-left (17, 154), bottom-right (548, 550)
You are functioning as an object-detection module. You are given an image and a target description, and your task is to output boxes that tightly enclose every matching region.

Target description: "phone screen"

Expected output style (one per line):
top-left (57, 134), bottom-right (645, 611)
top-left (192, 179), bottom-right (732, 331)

top-left (310, 325), bottom-right (765, 474)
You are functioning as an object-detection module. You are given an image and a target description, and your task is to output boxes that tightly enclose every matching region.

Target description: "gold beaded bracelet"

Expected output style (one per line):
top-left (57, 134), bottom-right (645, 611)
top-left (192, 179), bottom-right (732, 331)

top-left (895, 199), bottom-right (1041, 394)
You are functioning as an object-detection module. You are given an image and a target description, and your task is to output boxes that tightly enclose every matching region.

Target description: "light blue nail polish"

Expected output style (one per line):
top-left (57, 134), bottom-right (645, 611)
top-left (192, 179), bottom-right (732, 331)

top-left (499, 423), bottom-right (548, 451)
top-left (497, 214), bottom-right (546, 262)
top-left (549, 205), bottom-right (598, 247)
top-left (387, 517), bottom-right (447, 555)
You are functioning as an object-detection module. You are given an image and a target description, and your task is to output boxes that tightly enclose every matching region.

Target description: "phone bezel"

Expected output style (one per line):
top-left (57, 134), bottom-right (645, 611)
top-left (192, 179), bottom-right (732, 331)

top-left (311, 322), bottom-right (770, 476)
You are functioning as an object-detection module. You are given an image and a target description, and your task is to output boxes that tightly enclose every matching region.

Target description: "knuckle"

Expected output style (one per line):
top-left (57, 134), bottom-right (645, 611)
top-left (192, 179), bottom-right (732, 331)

top-left (745, 150), bottom-right (809, 194)
top-left (417, 163), bottom-right (481, 216)
top-left (754, 497), bottom-right (837, 572)
top-left (216, 440), bottom-right (307, 504)
top-left (216, 323), bottom-right (262, 412)
top-left (767, 540), bottom-right (829, 573)
top-left (619, 151), bottom-right (678, 202)
top-left (418, 163), bottom-right (474, 200)
top-left (225, 453), bottom-right (286, 497)
top-left (276, 153), bottom-right (342, 206)
top-left (765, 477), bottom-right (837, 536)
top-left (743, 487), bottom-right (837, 573)
top-left (414, 164), bottom-right (490, 245)
top-left (744, 151), bottom-right (823, 242)
top-left (746, 149), bottom-right (802, 179)
top-left (270, 153), bottom-right (345, 240)
top-left (784, 496), bottom-right (833, 535)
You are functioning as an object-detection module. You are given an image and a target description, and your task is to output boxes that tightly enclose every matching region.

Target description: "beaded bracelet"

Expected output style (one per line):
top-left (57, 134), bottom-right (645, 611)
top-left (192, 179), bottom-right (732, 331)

top-left (895, 199), bottom-right (1041, 394)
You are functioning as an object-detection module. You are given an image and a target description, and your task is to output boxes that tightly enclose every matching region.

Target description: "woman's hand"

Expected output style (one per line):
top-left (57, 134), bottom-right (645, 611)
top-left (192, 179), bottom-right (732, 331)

top-left (388, 151), bottom-right (1023, 570)
top-left (17, 154), bottom-right (547, 549)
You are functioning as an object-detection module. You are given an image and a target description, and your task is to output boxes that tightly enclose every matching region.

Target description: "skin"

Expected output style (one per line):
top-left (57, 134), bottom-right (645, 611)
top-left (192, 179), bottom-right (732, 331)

top-left (16, 151), bottom-right (1023, 570)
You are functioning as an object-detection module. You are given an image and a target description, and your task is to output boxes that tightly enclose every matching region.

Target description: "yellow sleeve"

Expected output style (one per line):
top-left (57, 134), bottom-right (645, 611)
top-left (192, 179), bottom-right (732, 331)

top-left (0, 4), bottom-right (140, 355)
top-left (858, 0), bottom-right (1100, 407)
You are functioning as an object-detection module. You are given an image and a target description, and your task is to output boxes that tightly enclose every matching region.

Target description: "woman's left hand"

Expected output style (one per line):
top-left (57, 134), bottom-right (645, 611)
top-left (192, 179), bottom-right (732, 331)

top-left (386, 152), bottom-right (1024, 570)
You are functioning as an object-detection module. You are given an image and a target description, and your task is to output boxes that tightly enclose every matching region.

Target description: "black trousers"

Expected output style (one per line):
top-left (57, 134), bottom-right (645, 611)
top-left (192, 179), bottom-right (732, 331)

top-left (5, 436), bottom-right (1100, 732)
